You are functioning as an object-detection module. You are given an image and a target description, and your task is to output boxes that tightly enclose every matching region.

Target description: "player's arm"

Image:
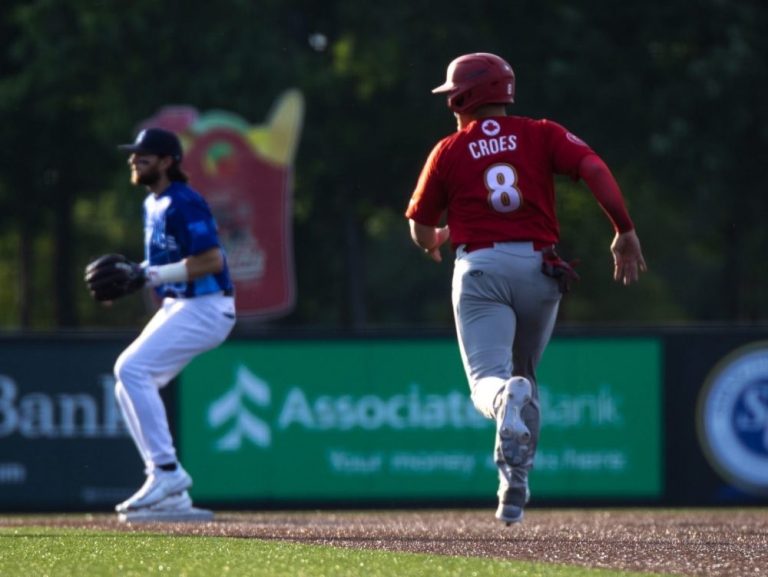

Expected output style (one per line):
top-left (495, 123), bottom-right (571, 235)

top-left (185, 247), bottom-right (224, 278)
top-left (144, 247), bottom-right (222, 286)
top-left (406, 140), bottom-right (450, 262)
top-left (409, 220), bottom-right (450, 263)
top-left (577, 154), bottom-right (647, 285)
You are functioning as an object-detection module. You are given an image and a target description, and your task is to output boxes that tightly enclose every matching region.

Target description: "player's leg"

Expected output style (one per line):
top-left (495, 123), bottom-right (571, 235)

top-left (452, 251), bottom-right (534, 524)
top-left (453, 243), bottom-right (560, 524)
top-left (114, 294), bottom-right (235, 512)
top-left (113, 301), bottom-right (192, 512)
top-left (451, 251), bottom-right (516, 419)
top-left (115, 380), bottom-right (151, 468)
top-left (113, 303), bottom-right (173, 474)
top-left (509, 261), bottom-right (561, 455)
top-left (496, 249), bottom-right (561, 523)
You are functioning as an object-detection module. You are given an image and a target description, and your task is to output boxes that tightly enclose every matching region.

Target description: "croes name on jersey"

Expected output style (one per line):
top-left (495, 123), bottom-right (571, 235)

top-left (468, 134), bottom-right (518, 160)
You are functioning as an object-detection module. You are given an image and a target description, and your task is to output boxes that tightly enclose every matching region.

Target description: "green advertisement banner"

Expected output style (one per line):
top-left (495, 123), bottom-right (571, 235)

top-left (179, 338), bottom-right (661, 502)
top-left (0, 337), bottom-right (144, 510)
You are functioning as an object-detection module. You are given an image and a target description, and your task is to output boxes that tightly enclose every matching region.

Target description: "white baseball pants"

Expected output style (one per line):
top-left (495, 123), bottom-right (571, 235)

top-left (114, 293), bottom-right (235, 471)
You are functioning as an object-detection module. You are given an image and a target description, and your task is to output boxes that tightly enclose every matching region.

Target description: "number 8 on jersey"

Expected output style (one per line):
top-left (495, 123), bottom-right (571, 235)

top-left (485, 163), bottom-right (522, 213)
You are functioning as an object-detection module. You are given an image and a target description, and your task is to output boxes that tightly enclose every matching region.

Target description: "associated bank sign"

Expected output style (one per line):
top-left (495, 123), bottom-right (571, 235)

top-left (697, 342), bottom-right (768, 496)
top-left (0, 374), bottom-right (128, 439)
top-left (207, 364), bottom-right (488, 451)
top-left (277, 385), bottom-right (485, 431)
top-left (0, 336), bottom-right (153, 509)
top-left (181, 339), bottom-right (660, 501)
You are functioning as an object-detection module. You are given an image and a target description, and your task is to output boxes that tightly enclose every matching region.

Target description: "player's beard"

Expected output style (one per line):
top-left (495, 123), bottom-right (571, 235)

top-left (134, 166), bottom-right (162, 187)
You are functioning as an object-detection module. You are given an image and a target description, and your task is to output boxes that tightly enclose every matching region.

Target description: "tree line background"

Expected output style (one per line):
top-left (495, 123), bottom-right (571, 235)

top-left (0, 0), bottom-right (766, 331)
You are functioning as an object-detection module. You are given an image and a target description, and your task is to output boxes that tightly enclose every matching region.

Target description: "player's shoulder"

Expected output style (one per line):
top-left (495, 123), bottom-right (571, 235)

top-left (161, 182), bottom-right (210, 216)
top-left (507, 115), bottom-right (567, 132)
top-left (510, 116), bottom-right (584, 150)
top-left (168, 181), bottom-right (207, 203)
top-left (436, 129), bottom-right (463, 148)
top-left (423, 131), bottom-right (462, 164)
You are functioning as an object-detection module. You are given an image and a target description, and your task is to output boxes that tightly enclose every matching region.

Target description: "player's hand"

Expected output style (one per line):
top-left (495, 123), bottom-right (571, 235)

top-left (610, 230), bottom-right (647, 285)
top-left (424, 226), bottom-right (450, 263)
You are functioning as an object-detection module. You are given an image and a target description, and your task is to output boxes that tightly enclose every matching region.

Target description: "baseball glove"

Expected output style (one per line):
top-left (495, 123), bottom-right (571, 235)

top-left (541, 246), bottom-right (580, 294)
top-left (84, 254), bottom-right (146, 302)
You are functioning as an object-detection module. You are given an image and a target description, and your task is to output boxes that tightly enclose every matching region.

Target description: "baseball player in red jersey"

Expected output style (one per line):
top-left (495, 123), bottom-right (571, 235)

top-left (405, 53), bottom-right (646, 525)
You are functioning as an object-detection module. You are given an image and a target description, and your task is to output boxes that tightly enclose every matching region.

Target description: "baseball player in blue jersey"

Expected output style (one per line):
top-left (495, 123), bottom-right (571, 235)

top-left (85, 128), bottom-right (236, 521)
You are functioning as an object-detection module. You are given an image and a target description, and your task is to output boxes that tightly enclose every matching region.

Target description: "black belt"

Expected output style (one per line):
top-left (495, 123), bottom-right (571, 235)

top-left (463, 241), bottom-right (495, 253)
top-left (223, 288), bottom-right (234, 296)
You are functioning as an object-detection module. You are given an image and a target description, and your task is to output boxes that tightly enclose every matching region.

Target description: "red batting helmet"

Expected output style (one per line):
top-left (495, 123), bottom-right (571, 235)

top-left (432, 53), bottom-right (515, 114)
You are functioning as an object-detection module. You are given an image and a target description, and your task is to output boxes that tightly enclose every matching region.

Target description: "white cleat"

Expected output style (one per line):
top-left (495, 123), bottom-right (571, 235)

top-left (116, 466), bottom-right (193, 513)
top-left (495, 377), bottom-right (533, 468)
top-left (117, 491), bottom-right (214, 523)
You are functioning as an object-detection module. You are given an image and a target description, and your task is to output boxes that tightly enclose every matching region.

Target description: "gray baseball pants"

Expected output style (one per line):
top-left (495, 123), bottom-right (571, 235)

top-left (451, 241), bottom-right (561, 440)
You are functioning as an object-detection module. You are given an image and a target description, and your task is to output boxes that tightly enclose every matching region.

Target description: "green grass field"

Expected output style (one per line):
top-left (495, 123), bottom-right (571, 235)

top-left (0, 525), bottom-right (671, 577)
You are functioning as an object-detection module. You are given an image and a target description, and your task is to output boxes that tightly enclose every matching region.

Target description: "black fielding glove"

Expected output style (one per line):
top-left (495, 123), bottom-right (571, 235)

top-left (84, 254), bottom-right (146, 301)
top-left (541, 247), bottom-right (580, 294)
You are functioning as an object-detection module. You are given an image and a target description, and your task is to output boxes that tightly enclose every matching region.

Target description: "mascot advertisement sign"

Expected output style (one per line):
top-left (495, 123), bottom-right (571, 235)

top-left (135, 91), bottom-right (304, 319)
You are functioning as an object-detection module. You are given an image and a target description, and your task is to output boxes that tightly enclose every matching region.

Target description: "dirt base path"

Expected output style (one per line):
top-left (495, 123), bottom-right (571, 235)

top-left (3, 508), bottom-right (767, 577)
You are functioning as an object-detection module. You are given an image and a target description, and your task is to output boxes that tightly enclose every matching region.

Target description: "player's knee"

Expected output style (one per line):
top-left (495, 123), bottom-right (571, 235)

top-left (470, 376), bottom-right (506, 419)
top-left (114, 350), bottom-right (145, 389)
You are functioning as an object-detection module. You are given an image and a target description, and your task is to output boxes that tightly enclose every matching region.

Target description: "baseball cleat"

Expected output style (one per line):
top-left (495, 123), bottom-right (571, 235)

top-left (496, 484), bottom-right (530, 526)
top-left (495, 377), bottom-right (533, 467)
top-left (117, 491), bottom-right (214, 523)
top-left (115, 466), bottom-right (192, 513)
top-left (495, 503), bottom-right (524, 526)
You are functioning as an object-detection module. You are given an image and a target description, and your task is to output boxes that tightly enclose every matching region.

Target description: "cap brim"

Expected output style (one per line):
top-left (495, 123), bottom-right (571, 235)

top-left (117, 144), bottom-right (145, 153)
top-left (431, 81), bottom-right (455, 94)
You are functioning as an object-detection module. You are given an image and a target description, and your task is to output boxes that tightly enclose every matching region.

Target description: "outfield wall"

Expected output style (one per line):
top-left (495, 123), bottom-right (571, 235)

top-left (0, 327), bottom-right (766, 511)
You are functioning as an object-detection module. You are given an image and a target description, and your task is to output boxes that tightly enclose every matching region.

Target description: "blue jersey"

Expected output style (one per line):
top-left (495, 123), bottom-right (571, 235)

top-left (143, 181), bottom-right (234, 298)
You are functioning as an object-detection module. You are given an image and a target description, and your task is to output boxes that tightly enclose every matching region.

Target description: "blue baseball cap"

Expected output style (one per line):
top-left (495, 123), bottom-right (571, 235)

top-left (118, 128), bottom-right (183, 161)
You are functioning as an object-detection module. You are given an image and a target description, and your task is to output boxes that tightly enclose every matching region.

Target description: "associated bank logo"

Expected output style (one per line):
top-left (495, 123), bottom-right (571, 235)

top-left (205, 365), bottom-right (490, 453)
top-left (697, 342), bottom-right (768, 495)
top-left (0, 374), bottom-right (128, 438)
top-left (208, 365), bottom-right (271, 450)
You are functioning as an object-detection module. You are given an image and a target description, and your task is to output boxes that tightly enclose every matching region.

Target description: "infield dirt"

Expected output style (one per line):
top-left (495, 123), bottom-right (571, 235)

top-left (4, 508), bottom-right (767, 576)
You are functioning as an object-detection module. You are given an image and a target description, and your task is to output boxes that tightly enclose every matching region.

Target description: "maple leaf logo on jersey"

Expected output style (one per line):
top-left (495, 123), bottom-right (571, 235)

top-left (481, 119), bottom-right (501, 137)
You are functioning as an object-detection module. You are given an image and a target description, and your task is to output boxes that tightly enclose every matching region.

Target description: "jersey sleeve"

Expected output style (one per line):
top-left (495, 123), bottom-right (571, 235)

top-left (405, 141), bottom-right (449, 226)
top-left (168, 196), bottom-right (220, 257)
top-left (185, 201), bottom-right (221, 255)
top-left (544, 120), bottom-right (596, 180)
top-left (578, 154), bottom-right (635, 233)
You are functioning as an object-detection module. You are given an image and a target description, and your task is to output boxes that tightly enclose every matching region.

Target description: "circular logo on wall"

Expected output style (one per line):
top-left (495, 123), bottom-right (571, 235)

top-left (696, 341), bottom-right (768, 495)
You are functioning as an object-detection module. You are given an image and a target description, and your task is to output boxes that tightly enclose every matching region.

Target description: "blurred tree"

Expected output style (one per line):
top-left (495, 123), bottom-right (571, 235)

top-left (0, 0), bottom-right (765, 330)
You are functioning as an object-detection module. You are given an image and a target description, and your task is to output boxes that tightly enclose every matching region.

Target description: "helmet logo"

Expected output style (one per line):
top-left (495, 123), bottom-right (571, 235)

top-left (481, 120), bottom-right (501, 137)
top-left (435, 53), bottom-right (516, 114)
top-left (566, 132), bottom-right (588, 147)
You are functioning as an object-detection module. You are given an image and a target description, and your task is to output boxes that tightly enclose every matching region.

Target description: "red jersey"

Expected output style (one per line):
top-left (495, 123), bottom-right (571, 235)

top-left (406, 116), bottom-right (595, 248)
